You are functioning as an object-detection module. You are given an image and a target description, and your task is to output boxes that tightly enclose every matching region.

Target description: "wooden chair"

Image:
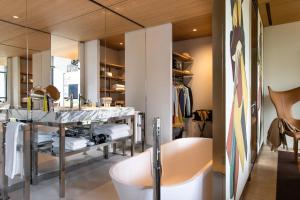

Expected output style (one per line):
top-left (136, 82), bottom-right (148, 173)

top-left (268, 86), bottom-right (300, 162)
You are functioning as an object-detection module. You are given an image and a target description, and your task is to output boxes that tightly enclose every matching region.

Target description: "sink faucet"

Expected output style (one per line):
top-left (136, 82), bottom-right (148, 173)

top-left (65, 93), bottom-right (74, 109)
top-left (79, 94), bottom-right (87, 110)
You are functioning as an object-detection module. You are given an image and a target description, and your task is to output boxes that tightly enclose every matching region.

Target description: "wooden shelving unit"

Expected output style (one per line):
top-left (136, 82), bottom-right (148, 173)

top-left (100, 61), bottom-right (125, 106)
top-left (100, 75), bottom-right (125, 81)
top-left (172, 69), bottom-right (194, 77)
top-left (172, 52), bottom-right (193, 78)
top-left (20, 58), bottom-right (33, 107)
top-left (100, 62), bottom-right (125, 69)
top-left (173, 52), bottom-right (193, 62)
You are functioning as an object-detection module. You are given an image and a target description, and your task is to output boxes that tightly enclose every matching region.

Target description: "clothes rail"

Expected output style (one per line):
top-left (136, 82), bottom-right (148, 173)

top-left (0, 122), bottom-right (31, 200)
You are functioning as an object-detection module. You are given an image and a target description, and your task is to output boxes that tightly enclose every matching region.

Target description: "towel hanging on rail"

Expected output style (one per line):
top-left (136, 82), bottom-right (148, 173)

top-left (5, 122), bottom-right (25, 179)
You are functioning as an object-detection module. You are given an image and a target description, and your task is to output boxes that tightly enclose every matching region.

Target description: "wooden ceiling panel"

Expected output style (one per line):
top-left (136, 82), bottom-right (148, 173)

top-left (43, 9), bottom-right (106, 42)
top-left (173, 14), bottom-right (212, 41)
top-left (26, 0), bottom-right (101, 29)
top-left (44, 9), bottom-right (140, 42)
top-left (3, 31), bottom-right (50, 52)
top-left (0, 0), bottom-right (26, 23)
top-left (270, 0), bottom-right (300, 26)
top-left (0, 44), bottom-right (36, 58)
top-left (0, 0), bottom-right (101, 29)
top-left (105, 11), bottom-right (141, 37)
top-left (109, 0), bottom-right (212, 27)
top-left (259, 0), bottom-right (300, 26)
top-left (0, 21), bottom-right (27, 43)
top-left (94, 0), bottom-right (128, 7)
top-left (0, 0), bottom-right (213, 55)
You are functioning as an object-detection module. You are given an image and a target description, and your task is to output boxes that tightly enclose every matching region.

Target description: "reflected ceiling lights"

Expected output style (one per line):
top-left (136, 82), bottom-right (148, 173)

top-left (12, 15), bottom-right (19, 19)
top-left (120, 42), bottom-right (124, 45)
top-left (192, 28), bottom-right (197, 32)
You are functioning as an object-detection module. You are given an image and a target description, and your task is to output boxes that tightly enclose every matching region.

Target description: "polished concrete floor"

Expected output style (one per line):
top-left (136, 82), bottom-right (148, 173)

top-left (4, 145), bottom-right (282, 200)
top-left (8, 148), bottom-right (130, 200)
top-left (243, 146), bottom-right (278, 200)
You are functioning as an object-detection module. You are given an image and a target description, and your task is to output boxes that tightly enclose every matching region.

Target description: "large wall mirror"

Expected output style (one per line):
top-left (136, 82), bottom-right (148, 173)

top-left (0, 0), bottom-right (144, 112)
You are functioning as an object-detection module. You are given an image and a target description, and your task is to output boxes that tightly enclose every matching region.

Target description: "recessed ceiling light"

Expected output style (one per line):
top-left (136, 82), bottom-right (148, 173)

top-left (192, 28), bottom-right (197, 32)
top-left (120, 42), bottom-right (124, 45)
top-left (12, 15), bottom-right (19, 19)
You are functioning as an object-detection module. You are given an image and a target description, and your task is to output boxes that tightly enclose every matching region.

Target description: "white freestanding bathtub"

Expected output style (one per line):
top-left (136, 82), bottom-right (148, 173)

top-left (109, 138), bottom-right (212, 200)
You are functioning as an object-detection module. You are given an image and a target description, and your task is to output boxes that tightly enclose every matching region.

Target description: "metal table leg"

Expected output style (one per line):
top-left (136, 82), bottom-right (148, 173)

top-left (103, 145), bottom-right (109, 159)
top-left (31, 123), bottom-right (38, 185)
top-left (112, 143), bottom-right (117, 154)
top-left (1, 123), bottom-right (8, 200)
top-left (131, 115), bottom-right (136, 156)
top-left (23, 125), bottom-right (31, 200)
top-left (122, 139), bottom-right (126, 156)
top-left (59, 124), bottom-right (66, 198)
top-left (141, 112), bottom-right (146, 152)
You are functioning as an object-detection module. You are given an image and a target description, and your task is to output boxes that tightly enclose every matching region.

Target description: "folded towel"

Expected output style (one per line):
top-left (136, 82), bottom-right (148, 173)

top-left (93, 124), bottom-right (130, 136)
top-left (112, 84), bottom-right (125, 88)
top-left (37, 131), bottom-right (56, 144)
top-left (5, 122), bottom-right (24, 179)
top-left (112, 84), bottom-right (125, 91)
top-left (52, 137), bottom-right (88, 150)
top-left (107, 130), bottom-right (130, 141)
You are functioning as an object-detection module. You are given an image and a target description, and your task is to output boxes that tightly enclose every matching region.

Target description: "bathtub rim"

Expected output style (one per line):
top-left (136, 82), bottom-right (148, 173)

top-left (109, 137), bottom-right (212, 189)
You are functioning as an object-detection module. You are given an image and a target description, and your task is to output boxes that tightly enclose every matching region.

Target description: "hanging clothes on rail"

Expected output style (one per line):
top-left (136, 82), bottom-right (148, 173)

top-left (172, 83), bottom-right (193, 128)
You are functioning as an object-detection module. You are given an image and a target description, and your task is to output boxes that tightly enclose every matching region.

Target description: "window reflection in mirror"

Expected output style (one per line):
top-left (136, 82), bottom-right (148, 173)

top-left (51, 35), bottom-right (79, 108)
top-left (0, 58), bottom-right (7, 103)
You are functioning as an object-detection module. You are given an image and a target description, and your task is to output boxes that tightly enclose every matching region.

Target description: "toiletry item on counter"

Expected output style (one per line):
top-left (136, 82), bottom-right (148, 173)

top-left (101, 97), bottom-right (112, 107)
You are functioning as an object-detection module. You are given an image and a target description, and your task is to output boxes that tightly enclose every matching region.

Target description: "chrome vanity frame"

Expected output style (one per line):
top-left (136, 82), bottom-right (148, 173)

top-left (30, 114), bottom-right (136, 198)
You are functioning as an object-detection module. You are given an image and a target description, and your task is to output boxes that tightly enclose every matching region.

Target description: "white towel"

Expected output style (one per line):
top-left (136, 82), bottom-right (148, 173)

top-left (93, 124), bottom-right (130, 136)
top-left (52, 137), bottom-right (88, 150)
top-left (38, 131), bottom-right (55, 143)
top-left (108, 130), bottom-right (130, 141)
top-left (5, 122), bottom-right (24, 179)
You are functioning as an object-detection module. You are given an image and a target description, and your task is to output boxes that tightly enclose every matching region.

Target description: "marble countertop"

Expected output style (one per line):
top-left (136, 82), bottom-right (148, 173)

top-left (9, 107), bottom-right (135, 124)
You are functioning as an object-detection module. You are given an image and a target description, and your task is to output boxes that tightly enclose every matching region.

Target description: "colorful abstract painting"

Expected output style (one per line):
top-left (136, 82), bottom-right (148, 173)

top-left (226, 0), bottom-right (249, 199)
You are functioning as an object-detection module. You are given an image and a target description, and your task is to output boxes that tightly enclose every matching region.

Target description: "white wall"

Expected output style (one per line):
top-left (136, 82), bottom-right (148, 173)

top-left (263, 21), bottom-right (300, 148)
top-left (79, 42), bottom-right (85, 96)
top-left (145, 23), bottom-right (173, 144)
top-left (173, 37), bottom-right (213, 137)
top-left (32, 50), bottom-right (51, 88)
top-left (125, 24), bottom-right (173, 145)
top-left (7, 57), bottom-right (20, 107)
top-left (125, 29), bottom-right (146, 112)
top-left (84, 40), bottom-right (100, 103)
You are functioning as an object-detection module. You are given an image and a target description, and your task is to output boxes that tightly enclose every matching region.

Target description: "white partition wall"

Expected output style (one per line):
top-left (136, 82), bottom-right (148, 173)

top-left (145, 23), bottom-right (173, 144)
top-left (125, 23), bottom-right (173, 145)
top-left (125, 29), bottom-right (146, 112)
top-left (84, 40), bottom-right (100, 103)
top-left (7, 57), bottom-right (20, 106)
top-left (32, 50), bottom-right (51, 88)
